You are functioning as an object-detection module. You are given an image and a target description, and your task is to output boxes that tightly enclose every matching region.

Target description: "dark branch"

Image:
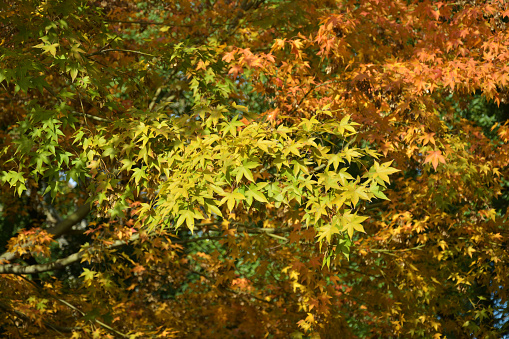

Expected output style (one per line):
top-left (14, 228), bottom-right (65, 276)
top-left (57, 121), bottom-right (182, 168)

top-left (0, 234), bottom-right (138, 275)
top-left (0, 225), bottom-right (292, 274)
top-left (0, 300), bottom-right (78, 333)
top-left (85, 48), bottom-right (156, 58)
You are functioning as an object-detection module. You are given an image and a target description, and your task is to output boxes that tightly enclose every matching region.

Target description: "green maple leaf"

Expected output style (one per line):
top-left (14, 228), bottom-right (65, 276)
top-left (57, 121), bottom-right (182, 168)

top-left (245, 185), bottom-right (268, 203)
top-left (34, 42), bottom-right (60, 57)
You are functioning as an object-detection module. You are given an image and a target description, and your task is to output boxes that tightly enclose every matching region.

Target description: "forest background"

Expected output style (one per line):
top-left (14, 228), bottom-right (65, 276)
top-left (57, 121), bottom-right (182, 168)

top-left (1, 0), bottom-right (509, 338)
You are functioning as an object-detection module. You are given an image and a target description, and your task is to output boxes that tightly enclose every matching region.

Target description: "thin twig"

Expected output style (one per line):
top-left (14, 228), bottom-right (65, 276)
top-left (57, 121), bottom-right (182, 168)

top-left (72, 110), bottom-right (111, 122)
top-left (19, 276), bottom-right (128, 338)
top-left (287, 79), bottom-right (344, 116)
top-left (104, 19), bottom-right (223, 27)
top-left (371, 244), bottom-right (425, 254)
top-left (185, 266), bottom-right (272, 304)
top-left (86, 48), bottom-right (156, 58)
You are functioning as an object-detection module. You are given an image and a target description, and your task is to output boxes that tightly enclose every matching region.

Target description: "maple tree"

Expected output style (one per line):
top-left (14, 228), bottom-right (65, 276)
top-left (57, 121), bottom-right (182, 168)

top-left (1, 0), bottom-right (509, 338)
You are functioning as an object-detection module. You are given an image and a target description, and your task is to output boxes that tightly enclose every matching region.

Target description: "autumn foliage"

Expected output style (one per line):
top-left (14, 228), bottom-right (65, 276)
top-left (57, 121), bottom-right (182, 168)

top-left (1, 0), bottom-right (509, 338)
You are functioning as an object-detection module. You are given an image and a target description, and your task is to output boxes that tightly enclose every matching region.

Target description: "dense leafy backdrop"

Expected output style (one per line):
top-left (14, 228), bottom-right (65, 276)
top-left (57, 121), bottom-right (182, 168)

top-left (1, 0), bottom-right (509, 338)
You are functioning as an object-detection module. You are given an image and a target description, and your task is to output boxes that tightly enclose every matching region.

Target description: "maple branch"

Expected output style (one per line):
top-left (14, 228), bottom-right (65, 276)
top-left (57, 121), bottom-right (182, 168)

top-left (0, 223), bottom-right (290, 274)
top-left (371, 244), bottom-right (425, 255)
top-left (0, 252), bottom-right (81, 275)
top-left (0, 204), bottom-right (91, 263)
top-left (339, 266), bottom-right (380, 279)
top-left (174, 235), bottom-right (226, 244)
top-left (103, 0), bottom-right (267, 31)
top-left (243, 227), bottom-right (289, 241)
top-left (48, 204), bottom-right (91, 238)
top-left (19, 276), bottom-right (128, 338)
top-left (0, 300), bottom-right (78, 333)
top-left (172, 227), bottom-right (291, 244)
top-left (185, 267), bottom-right (272, 305)
top-left (0, 234), bottom-right (139, 275)
top-left (104, 19), bottom-right (227, 27)
top-left (41, 83), bottom-right (113, 123)
top-left (193, 220), bottom-right (244, 228)
top-left (217, 0), bottom-right (266, 44)
top-left (287, 79), bottom-right (343, 116)
top-left (364, 201), bottom-right (387, 210)
top-left (194, 220), bottom-right (291, 233)
top-left (72, 110), bottom-right (111, 122)
top-left (148, 86), bottom-right (163, 112)
top-left (86, 48), bottom-right (156, 58)
top-left (54, 297), bottom-right (129, 338)
top-left (237, 226), bottom-right (292, 235)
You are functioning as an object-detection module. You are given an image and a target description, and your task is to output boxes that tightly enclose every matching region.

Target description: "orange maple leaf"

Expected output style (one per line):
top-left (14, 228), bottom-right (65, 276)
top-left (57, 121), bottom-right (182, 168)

top-left (420, 132), bottom-right (436, 146)
top-left (424, 150), bottom-right (446, 170)
top-left (196, 59), bottom-right (209, 71)
top-left (222, 50), bottom-right (236, 63)
top-left (228, 64), bottom-right (243, 78)
top-left (132, 265), bottom-right (146, 274)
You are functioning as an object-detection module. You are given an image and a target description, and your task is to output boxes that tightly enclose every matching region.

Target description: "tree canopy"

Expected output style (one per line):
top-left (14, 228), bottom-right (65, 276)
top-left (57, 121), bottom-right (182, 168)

top-left (1, 0), bottom-right (509, 338)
